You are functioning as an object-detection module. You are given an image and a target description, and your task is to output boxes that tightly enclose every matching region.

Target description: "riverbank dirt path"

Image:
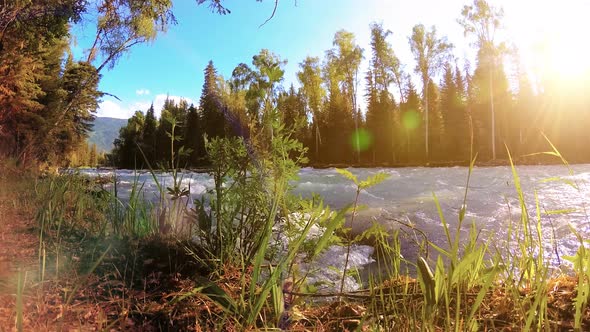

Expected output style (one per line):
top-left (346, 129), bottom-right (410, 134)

top-left (0, 176), bottom-right (89, 331)
top-left (0, 176), bottom-right (40, 331)
top-left (0, 175), bottom-right (208, 331)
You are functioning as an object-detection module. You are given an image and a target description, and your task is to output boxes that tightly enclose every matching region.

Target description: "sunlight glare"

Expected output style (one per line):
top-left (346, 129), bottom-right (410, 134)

top-left (539, 32), bottom-right (590, 81)
top-left (519, 0), bottom-right (590, 84)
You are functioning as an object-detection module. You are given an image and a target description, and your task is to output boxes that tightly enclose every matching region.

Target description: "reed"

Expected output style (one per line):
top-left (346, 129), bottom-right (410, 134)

top-left (18, 132), bottom-right (590, 330)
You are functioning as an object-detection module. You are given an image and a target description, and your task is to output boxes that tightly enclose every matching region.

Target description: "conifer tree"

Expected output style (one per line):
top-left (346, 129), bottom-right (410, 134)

top-left (184, 104), bottom-right (205, 166)
top-left (201, 61), bottom-right (226, 139)
top-left (323, 50), bottom-right (354, 164)
top-left (251, 49), bottom-right (287, 141)
top-left (459, 0), bottom-right (506, 160)
top-left (89, 143), bottom-right (98, 167)
top-left (471, 49), bottom-right (510, 160)
top-left (297, 56), bottom-right (326, 162)
top-left (426, 79), bottom-right (444, 160)
top-left (512, 56), bottom-right (538, 156)
top-left (328, 30), bottom-right (363, 163)
top-left (278, 85), bottom-right (307, 146)
top-left (366, 23), bottom-right (401, 164)
top-left (156, 108), bottom-right (173, 165)
top-left (113, 111), bottom-right (145, 168)
top-left (400, 80), bottom-right (422, 163)
top-left (142, 104), bottom-right (158, 162)
top-left (440, 64), bottom-right (469, 160)
top-left (57, 60), bottom-right (102, 146)
top-left (409, 24), bottom-right (453, 160)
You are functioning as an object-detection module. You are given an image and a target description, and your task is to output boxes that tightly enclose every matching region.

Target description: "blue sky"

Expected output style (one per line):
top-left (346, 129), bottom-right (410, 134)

top-left (71, 0), bottom-right (589, 119)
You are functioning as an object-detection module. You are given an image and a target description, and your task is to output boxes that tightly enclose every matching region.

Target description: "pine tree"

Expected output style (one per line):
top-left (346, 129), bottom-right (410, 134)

top-left (440, 64), bottom-right (469, 160)
top-left (52, 60), bottom-right (102, 162)
top-left (278, 85), bottom-right (308, 146)
top-left (426, 79), bottom-right (444, 160)
top-left (459, 0), bottom-right (506, 160)
top-left (400, 80), bottom-right (422, 163)
top-left (142, 103), bottom-right (158, 162)
top-left (0, 1), bottom-right (78, 162)
top-left (365, 72), bottom-right (395, 164)
top-left (409, 24), bottom-right (453, 161)
top-left (513, 59), bottom-right (538, 156)
top-left (201, 61), bottom-right (226, 139)
top-left (113, 111), bottom-right (145, 168)
top-left (322, 52), bottom-right (354, 164)
top-left (89, 143), bottom-right (98, 167)
top-left (328, 30), bottom-right (363, 163)
top-left (184, 104), bottom-right (205, 166)
top-left (297, 56), bottom-right (326, 163)
top-left (366, 23), bottom-right (403, 164)
top-left (156, 108), bottom-right (173, 165)
top-left (471, 48), bottom-right (510, 160)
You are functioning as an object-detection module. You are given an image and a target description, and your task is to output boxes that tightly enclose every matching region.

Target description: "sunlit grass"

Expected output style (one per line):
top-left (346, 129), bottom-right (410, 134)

top-left (4, 135), bottom-right (590, 330)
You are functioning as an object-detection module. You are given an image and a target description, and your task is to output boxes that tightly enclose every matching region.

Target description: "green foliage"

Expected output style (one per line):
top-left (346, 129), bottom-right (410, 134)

top-left (181, 118), bottom-right (354, 329)
top-left (278, 85), bottom-right (308, 146)
top-left (564, 227), bottom-right (590, 330)
top-left (312, 203), bottom-right (351, 257)
top-left (336, 168), bottom-right (390, 294)
top-left (440, 64), bottom-right (470, 160)
top-left (91, 0), bottom-right (175, 70)
top-left (0, 0), bottom-right (176, 166)
top-left (141, 104), bottom-right (158, 161)
top-left (184, 104), bottom-right (205, 166)
top-left (112, 111), bottom-right (146, 168)
top-left (10, 2), bottom-right (590, 328)
top-left (297, 56), bottom-right (326, 161)
top-left (111, 98), bottom-right (199, 169)
top-left (201, 61), bottom-right (228, 140)
top-left (69, 141), bottom-right (104, 167)
top-left (5, 0), bottom-right (590, 169)
top-left (409, 24), bottom-right (453, 160)
top-left (20, 109), bottom-right (590, 331)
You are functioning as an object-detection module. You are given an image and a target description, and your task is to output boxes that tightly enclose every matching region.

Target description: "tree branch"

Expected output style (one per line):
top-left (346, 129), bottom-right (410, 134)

top-left (259, 0), bottom-right (279, 28)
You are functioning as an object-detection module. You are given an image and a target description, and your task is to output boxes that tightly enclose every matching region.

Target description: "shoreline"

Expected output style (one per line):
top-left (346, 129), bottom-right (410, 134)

top-left (91, 157), bottom-right (580, 173)
top-left (4, 163), bottom-right (590, 330)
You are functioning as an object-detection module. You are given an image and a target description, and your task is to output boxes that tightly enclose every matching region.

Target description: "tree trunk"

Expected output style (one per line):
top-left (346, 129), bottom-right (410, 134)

top-left (424, 79), bottom-right (429, 161)
top-left (489, 62), bottom-right (496, 160)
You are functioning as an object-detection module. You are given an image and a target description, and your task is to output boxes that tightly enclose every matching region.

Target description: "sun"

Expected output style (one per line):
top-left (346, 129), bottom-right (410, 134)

top-left (508, 0), bottom-right (590, 86)
top-left (537, 31), bottom-right (590, 82)
top-left (526, 1), bottom-right (590, 84)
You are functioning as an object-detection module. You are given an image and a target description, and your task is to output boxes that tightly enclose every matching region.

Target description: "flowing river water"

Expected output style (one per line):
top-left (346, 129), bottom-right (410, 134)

top-left (79, 164), bottom-right (590, 290)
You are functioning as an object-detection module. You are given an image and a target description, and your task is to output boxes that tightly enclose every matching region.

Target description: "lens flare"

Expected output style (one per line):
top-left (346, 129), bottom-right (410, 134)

top-left (402, 110), bottom-right (421, 130)
top-left (350, 128), bottom-right (373, 152)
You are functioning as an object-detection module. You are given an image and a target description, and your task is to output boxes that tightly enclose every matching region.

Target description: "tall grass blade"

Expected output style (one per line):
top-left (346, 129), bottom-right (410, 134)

top-left (15, 269), bottom-right (24, 332)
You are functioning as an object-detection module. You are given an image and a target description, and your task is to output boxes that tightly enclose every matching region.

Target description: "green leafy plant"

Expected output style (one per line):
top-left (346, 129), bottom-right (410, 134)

top-left (335, 168), bottom-right (390, 294)
top-left (183, 121), bottom-right (334, 328)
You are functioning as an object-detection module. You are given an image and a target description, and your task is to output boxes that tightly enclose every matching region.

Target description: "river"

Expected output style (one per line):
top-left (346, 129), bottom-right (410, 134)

top-left (78, 164), bottom-right (590, 289)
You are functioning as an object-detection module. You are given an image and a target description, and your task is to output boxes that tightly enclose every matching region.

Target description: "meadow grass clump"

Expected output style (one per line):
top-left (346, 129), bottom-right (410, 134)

top-left (301, 141), bottom-right (590, 331)
top-left (16, 130), bottom-right (590, 331)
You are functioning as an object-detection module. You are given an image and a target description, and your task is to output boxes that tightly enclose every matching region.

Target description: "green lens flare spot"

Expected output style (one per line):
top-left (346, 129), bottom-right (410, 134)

top-left (402, 110), bottom-right (421, 130)
top-left (350, 128), bottom-right (373, 152)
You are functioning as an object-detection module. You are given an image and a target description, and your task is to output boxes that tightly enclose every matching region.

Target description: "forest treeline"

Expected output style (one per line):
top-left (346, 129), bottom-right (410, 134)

top-left (111, 6), bottom-right (590, 168)
top-left (0, 0), bottom-right (230, 167)
top-left (2, 0), bottom-right (589, 169)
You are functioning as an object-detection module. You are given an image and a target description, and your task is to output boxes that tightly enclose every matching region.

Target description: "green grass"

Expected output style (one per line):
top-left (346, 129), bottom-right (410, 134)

top-left (7, 132), bottom-right (590, 330)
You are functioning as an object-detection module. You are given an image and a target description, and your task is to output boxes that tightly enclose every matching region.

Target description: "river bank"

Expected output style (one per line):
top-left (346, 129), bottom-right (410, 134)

top-left (2, 161), bottom-right (590, 330)
top-left (95, 153), bottom-right (566, 173)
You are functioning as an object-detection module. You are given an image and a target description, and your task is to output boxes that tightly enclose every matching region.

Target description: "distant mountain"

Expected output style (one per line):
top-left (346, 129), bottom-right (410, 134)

top-left (88, 117), bottom-right (127, 152)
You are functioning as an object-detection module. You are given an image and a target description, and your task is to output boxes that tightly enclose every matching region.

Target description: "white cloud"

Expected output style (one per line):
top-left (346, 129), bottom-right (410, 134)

top-left (151, 94), bottom-right (196, 119)
top-left (96, 99), bottom-right (135, 119)
top-left (97, 94), bottom-right (195, 120)
top-left (135, 89), bottom-right (150, 96)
